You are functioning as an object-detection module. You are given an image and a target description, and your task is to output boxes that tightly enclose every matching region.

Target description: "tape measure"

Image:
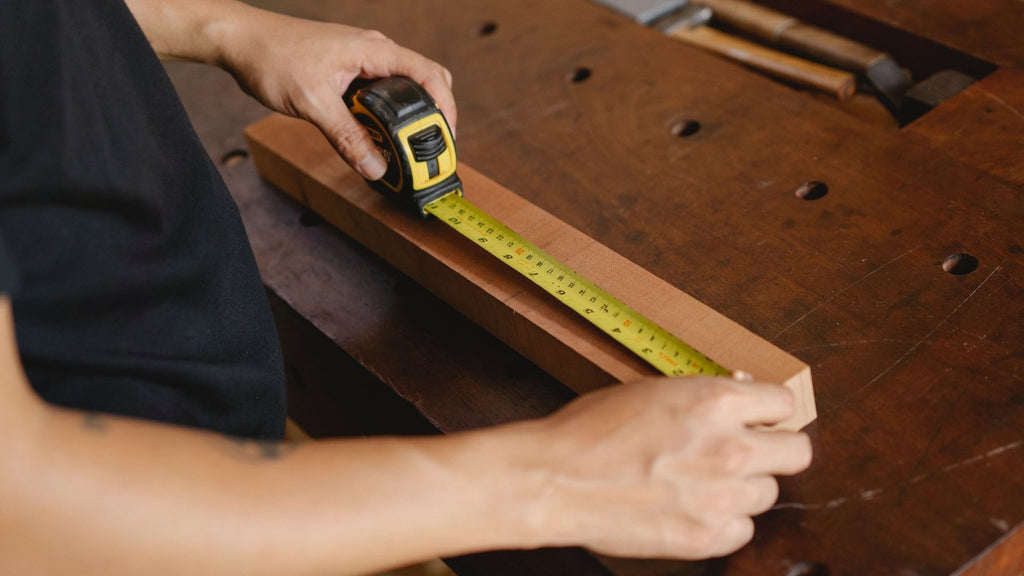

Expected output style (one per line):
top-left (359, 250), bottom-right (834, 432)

top-left (345, 76), bottom-right (730, 377)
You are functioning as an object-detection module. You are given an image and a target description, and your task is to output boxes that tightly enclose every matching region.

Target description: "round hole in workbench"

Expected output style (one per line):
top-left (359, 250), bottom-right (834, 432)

top-left (670, 119), bottom-right (701, 137)
top-left (568, 67), bottom-right (592, 83)
top-left (794, 181), bottom-right (828, 200)
top-left (942, 253), bottom-right (978, 275)
top-left (299, 209), bottom-right (324, 228)
top-left (220, 148), bottom-right (249, 166)
top-left (785, 562), bottom-right (830, 576)
top-left (478, 21), bottom-right (498, 36)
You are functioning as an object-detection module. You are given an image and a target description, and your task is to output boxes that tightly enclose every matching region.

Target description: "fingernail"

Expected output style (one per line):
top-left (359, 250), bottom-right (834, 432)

top-left (357, 151), bottom-right (387, 180)
top-left (731, 370), bottom-right (753, 382)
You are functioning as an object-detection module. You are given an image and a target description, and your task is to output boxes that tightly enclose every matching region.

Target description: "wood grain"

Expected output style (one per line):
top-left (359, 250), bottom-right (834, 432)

top-left (246, 113), bottom-right (816, 431)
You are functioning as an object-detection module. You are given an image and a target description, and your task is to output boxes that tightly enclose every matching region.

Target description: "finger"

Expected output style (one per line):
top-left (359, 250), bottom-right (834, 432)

top-left (731, 369), bottom-right (753, 382)
top-left (684, 475), bottom-right (779, 521)
top-left (309, 91), bottom-right (387, 180)
top-left (416, 67), bottom-right (457, 136)
top-left (714, 380), bottom-right (797, 427)
top-left (745, 475), bottom-right (780, 516)
top-left (742, 429), bottom-right (813, 476)
top-left (392, 58), bottom-right (457, 135)
top-left (705, 517), bottom-right (755, 558)
top-left (355, 39), bottom-right (458, 135)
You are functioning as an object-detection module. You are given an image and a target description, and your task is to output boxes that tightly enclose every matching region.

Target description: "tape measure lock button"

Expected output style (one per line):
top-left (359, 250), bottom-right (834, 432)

top-left (407, 124), bottom-right (446, 179)
top-left (408, 125), bottom-right (446, 161)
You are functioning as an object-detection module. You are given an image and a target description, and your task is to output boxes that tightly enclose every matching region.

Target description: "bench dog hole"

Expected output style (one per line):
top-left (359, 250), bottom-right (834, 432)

top-left (220, 149), bottom-right (248, 167)
top-left (942, 253), bottom-right (978, 275)
top-left (786, 561), bottom-right (830, 576)
top-left (795, 181), bottom-right (828, 200)
top-left (478, 21), bottom-right (497, 36)
top-left (670, 119), bottom-right (701, 137)
top-left (567, 67), bottom-right (592, 83)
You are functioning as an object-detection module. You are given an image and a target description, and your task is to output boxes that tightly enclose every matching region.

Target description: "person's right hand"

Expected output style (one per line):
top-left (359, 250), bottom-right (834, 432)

top-left (217, 16), bottom-right (455, 181)
top-left (124, 0), bottom-right (455, 182)
top-left (515, 377), bottom-right (812, 559)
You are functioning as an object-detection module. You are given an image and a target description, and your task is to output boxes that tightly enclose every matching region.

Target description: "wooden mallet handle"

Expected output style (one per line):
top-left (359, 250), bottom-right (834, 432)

top-left (668, 25), bottom-right (856, 99)
top-left (700, 0), bottom-right (888, 71)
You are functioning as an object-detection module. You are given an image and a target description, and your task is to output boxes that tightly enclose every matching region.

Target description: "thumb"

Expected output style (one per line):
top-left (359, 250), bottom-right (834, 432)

top-left (310, 94), bottom-right (388, 180)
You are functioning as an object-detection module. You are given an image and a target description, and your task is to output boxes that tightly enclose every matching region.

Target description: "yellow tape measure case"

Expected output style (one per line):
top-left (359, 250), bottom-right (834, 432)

top-left (343, 76), bottom-right (462, 216)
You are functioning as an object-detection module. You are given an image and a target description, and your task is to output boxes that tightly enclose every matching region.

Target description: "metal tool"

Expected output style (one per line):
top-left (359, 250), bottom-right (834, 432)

top-left (344, 76), bottom-right (731, 377)
top-left (591, 0), bottom-right (855, 100)
top-left (698, 0), bottom-right (912, 110)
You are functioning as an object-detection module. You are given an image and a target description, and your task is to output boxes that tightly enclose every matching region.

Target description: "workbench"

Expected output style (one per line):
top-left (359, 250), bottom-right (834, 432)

top-left (168, 1), bottom-right (1023, 574)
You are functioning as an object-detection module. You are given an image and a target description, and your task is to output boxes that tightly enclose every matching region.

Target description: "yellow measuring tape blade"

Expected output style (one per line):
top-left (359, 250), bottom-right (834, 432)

top-left (424, 193), bottom-right (731, 377)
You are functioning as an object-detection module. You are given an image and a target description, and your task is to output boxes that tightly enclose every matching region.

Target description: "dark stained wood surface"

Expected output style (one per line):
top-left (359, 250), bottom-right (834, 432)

top-left (169, 1), bottom-right (1023, 574)
top-left (906, 67), bottom-right (1024, 187)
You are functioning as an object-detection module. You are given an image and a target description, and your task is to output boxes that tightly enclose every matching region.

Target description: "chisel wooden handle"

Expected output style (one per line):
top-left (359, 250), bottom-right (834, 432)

top-left (700, 0), bottom-right (888, 72)
top-left (668, 25), bottom-right (855, 99)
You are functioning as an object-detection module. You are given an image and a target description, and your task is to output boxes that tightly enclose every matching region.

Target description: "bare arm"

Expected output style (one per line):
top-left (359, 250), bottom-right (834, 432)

top-left (0, 298), bottom-right (529, 575)
top-left (123, 0), bottom-right (456, 181)
top-left (0, 294), bottom-right (810, 574)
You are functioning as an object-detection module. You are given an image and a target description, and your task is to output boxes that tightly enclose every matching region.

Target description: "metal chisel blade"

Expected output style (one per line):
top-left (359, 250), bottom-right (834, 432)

top-left (591, 0), bottom-right (688, 24)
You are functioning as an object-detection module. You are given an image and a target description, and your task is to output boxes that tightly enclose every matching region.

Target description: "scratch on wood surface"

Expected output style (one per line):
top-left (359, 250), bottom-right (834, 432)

top-left (771, 244), bottom-right (923, 342)
top-left (979, 88), bottom-right (1024, 123)
top-left (854, 263), bottom-right (1004, 395)
top-left (771, 440), bottom-right (1022, 512)
top-left (990, 517), bottom-right (1011, 532)
top-left (786, 339), bottom-right (915, 354)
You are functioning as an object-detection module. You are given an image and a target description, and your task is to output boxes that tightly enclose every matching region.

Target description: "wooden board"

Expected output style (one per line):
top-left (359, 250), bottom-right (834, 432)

top-left (246, 113), bottom-right (816, 431)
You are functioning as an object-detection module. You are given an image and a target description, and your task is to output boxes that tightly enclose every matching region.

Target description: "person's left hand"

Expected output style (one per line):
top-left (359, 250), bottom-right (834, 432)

top-left (218, 12), bottom-right (455, 180)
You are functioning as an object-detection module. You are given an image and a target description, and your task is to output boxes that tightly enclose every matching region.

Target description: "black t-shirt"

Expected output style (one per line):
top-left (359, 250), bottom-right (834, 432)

top-left (0, 0), bottom-right (286, 439)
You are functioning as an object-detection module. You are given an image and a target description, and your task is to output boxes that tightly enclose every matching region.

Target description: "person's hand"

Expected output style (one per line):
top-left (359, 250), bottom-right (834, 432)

top-left (517, 377), bottom-right (812, 559)
top-left (217, 11), bottom-right (455, 180)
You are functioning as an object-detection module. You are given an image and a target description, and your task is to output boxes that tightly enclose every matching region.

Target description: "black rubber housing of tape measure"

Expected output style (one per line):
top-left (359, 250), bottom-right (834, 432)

top-left (343, 76), bottom-right (462, 216)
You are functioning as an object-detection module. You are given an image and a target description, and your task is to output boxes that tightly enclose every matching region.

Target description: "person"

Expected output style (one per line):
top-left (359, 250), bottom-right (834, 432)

top-left (0, 0), bottom-right (813, 574)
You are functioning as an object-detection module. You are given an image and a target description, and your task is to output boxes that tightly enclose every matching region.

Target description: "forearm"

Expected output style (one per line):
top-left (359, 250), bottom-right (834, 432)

top-left (123, 0), bottom-right (271, 66)
top-left (1, 289), bottom-right (812, 568)
top-left (2, 402), bottom-right (541, 576)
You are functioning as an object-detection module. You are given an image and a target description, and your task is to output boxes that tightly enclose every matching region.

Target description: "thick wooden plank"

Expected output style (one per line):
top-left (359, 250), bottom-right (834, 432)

top-left (246, 113), bottom-right (816, 431)
top-left (956, 522), bottom-right (1024, 576)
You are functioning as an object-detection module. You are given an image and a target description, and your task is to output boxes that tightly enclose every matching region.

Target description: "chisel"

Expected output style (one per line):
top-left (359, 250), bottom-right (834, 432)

top-left (698, 0), bottom-right (911, 109)
top-left (592, 0), bottom-right (856, 100)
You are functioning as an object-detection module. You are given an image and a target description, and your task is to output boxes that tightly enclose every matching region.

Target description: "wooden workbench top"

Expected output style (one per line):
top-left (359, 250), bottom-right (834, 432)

top-left (170, 1), bottom-right (1023, 574)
